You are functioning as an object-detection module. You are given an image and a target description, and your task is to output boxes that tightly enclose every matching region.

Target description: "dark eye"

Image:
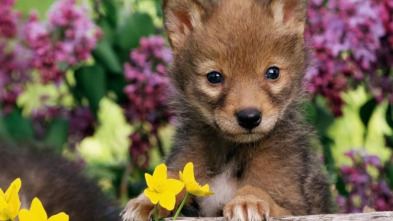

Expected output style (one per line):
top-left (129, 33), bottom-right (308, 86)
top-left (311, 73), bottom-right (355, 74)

top-left (265, 66), bottom-right (280, 80)
top-left (206, 71), bottom-right (224, 84)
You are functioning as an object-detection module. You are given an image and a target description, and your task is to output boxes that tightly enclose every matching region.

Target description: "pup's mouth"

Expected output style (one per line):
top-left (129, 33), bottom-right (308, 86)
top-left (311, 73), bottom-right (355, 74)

top-left (214, 115), bottom-right (278, 143)
top-left (222, 132), bottom-right (265, 144)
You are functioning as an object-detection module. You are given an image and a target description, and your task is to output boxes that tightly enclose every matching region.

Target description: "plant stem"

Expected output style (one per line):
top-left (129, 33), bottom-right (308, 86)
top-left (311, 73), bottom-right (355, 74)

top-left (173, 192), bottom-right (190, 220)
top-left (154, 204), bottom-right (158, 221)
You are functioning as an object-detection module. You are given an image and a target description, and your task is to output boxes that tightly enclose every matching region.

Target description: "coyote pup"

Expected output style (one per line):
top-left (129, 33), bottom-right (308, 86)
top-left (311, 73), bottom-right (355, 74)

top-left (122, 0), bottom-right (334, 220)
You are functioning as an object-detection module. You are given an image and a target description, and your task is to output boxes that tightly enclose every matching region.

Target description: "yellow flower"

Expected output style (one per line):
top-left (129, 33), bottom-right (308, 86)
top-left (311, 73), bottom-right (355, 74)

top-left (179, 162), bottom-right (214, 196)
top-left (18, 198), bottom-right (69, 221)
top-left (0, 178), bottom-right (21, 220)
top-left (144, 164), bottom-right (184, 211)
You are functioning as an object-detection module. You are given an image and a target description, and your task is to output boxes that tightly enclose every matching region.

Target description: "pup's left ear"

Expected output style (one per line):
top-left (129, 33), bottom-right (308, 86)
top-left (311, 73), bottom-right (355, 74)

top-left (270, 0), bottom-right (308, 34)
top-left (162, 0), bottom-right (205, 53)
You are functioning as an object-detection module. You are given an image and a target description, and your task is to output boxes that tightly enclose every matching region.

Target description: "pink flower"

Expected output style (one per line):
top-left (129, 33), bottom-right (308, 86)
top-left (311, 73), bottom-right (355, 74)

top-left (306, 0), bottom-right (393, 115)
top-left (123, 36), bottom-right (173, 168)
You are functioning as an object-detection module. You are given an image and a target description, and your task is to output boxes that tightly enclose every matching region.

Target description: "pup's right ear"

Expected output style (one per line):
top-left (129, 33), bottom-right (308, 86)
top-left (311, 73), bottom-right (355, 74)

top-left (162, 0), bottom-right (204, 52)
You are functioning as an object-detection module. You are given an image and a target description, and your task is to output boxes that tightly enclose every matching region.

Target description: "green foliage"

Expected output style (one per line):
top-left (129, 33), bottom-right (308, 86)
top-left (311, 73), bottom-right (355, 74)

top-left (3, 109), bottom-right (34, 141)
top-left (116, 12), bottom-right (156, 55)
top-left (75, 65), bottom-right (107, 116)
top-left (387, 104), bottom-right (393, 128)
top-left (304, 99), bottom-right (336, 179)
top-left (360, 98), bottom-right (378, 128)
top-left (92, 40), bottom-right (123, 74)
top-left (100, 0), bottom-right (118, 28)
top-left (44, 118), bottom-right (69, 153)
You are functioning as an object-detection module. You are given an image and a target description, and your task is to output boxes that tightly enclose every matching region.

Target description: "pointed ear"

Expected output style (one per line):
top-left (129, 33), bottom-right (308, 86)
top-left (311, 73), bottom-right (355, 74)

top-left (270, 0), bottom-right (308, 34)
top-left (162, 0), bottom-right (204, 52)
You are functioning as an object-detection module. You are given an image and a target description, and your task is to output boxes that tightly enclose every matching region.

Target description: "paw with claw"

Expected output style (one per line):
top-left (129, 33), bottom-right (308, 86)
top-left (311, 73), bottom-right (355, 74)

top-left (223, 186), bottom-right (292, 221)
top-left (121, 194), bottom-right (170, 221)
top-left (223, 195), bottom-right (270, 221)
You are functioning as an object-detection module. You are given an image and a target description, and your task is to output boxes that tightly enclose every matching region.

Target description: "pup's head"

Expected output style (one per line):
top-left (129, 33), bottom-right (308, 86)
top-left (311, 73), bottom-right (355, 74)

top-left (163, 0), bottom-right (309, 143)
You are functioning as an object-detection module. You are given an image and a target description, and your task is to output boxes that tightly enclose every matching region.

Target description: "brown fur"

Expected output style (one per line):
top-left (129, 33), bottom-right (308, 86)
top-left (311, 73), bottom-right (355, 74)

top-left (123, 0), bottom-right (334, 220)
top-left (0, 142), bottom-right (120, 221)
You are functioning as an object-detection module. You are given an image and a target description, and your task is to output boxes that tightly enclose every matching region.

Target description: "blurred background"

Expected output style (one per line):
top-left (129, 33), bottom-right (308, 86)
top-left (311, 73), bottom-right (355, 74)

top-left (0, 0), bottom-right (392, 214)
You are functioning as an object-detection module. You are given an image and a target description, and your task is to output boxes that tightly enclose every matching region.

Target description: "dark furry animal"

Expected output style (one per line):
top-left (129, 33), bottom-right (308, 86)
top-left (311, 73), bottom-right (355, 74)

top-left (123, 0), bottom-right (335, 220)
top-left (0, 142), bottom-right (120, 221)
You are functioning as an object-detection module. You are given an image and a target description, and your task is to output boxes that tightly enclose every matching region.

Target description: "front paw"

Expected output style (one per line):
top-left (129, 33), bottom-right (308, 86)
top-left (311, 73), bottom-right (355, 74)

top-left (121, 194), bottom-right (169, 221)
top-left (223, 195), bottom-right (270, 221)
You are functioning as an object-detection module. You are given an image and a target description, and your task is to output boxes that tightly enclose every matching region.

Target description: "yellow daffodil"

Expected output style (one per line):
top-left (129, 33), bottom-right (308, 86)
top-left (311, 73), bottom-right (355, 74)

top-left (18, 198), bottom-right (69, 221)
top-left (0, 178), bottom-right (21, 221)
top-left (144, 164), bottom-right (184, 211)
top-left (179, 162), bottom-right (214, 196)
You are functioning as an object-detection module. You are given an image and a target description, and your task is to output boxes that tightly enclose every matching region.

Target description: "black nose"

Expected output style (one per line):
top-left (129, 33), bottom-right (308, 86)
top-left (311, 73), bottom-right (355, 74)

top-left (236, 109), bottom-right (262, 130)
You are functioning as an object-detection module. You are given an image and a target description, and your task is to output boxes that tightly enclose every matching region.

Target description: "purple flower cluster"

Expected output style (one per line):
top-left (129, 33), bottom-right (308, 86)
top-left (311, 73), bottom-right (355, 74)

top-left (123, 36), bottom-right (173, 167)
top-left (24, 0), bottom-right (101, 83)
top-left (306, 0), bottom-right (393, 116)
top-left (68, 106), bottom-right (95, 149)
top-left (0, 0), bottom-right (18, 38)
top-left (128, 132), bottom-right (151, 168)
top-left (31, 106), bottom-right (65, 139)
top-left (380, 0), bottom-right (393, 49)
top-left (0, 0), bottom-right (31, 113)
top-left (1, 0), bottom-right (101, 110)
top-left (0, 0), bottom-right (99, 146)
top-left (337, 150), bottom-right (393, 213)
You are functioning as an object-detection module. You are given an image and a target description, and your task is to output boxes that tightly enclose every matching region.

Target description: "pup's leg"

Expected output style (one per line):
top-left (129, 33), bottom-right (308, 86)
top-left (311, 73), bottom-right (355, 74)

top-left (223, 186), bottom-right (292, 221)
top-left (121, 193), bottom-right (160, 221)
top-left (121, 170), bottom-right (186, 221)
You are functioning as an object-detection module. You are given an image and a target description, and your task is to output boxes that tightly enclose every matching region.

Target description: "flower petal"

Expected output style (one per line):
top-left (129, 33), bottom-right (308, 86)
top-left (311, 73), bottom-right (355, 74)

top-left (144, 189), bottom-right (159, 205)
top-left (0, 188), bottom-right (5, 198)
top-left (2, 178), bottom-right (21, 219)
top-left (153, 164), bottom-right (167, 184)
top-left (0, 196), bottom-right (8, 209)
top-left (165, 179), bottom-right (184, 195)
top-left (5, 178), bottom-right (21, 202)
top-left (183, 162), bottom-right (195, 184)
top-left (48, 212), bottom-right (69, 221)
top-left (18, 209), bottom-right (30, 221)
top-left (8, 192), bottom-right (21, 219)
top-left (158, 192), bottom-right (176, 211)
top-left (0, 206), bottom-right (14, 221)
top-left (179, 171), bottom-right (183, 183)
top-left (145, 173), bottom-right (154, 190)
top-left (30, 198), bottom-right (48, 221)
top-left (190, 184), bottom-right (214, 196)
top-left (201, 184), bottom-right (214, 193)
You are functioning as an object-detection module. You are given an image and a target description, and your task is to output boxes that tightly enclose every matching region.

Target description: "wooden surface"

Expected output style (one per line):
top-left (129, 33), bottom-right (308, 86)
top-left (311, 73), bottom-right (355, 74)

top-left (165, 211), bottom-right (393, 220)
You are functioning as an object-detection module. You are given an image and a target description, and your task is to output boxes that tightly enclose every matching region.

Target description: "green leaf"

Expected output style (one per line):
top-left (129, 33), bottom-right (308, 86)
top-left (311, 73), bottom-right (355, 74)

top-left (321, 135), bottom-right (336, 179)
top-left (3, 109), bottom-right (34, 140)
top-left (101, 0), bottom-right (118, 28)
top-left (75, 65), bottom-right (107, 116)
top-left (314, 104), bottom-right (335, 136)
top-left (335, 174), bottom-right (349, 196)
top-left (107, 73), bottom-right (128, 104)
top-left (303, 100), bottom-right (316, 124)
top-left (385, 135), bottom-right (393, 148)
top-left (92, 39), bottom-right (123, 74)
top-left (97, 20), bottom-right (115, 43)
top-left (155, 0), bottom-right (163, 18)
top-left (359, 98), bottom-right (377, 127)
top-left (44, 118), bottom-right (69, 153)
top-left (116, 12), bottom-right (155, 51)
top-left (386, 162), bottom-right (393, 188)
top-left (386, 104), bottom-right (393, 129)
